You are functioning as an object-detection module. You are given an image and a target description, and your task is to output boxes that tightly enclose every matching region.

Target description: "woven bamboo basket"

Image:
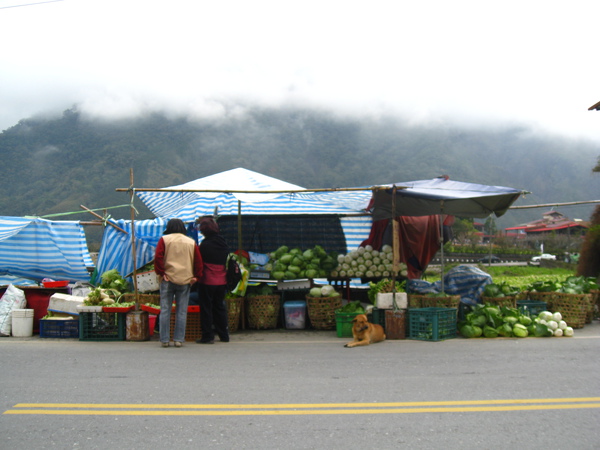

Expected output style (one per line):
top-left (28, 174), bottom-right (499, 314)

top-left (591, 290), bottom-right (600, 320)
top-left (122, 293), bottom-right (160, 308)
top-left (515, 291), bottom-right (529, 302)
top-left (306, 295), bottom-right (342, 330)
top-left (246, 295), bottom-right (280, 330)
top-left (552, 293), bottom-right (588, 329)
top-left (420, 295), bottom-right (461, 309)
top-left (225, 296), bottom-right (243, 333)
top-left (527, 291), bottom-right (557, 312)
top-left (481, 296), bottom-right (517, 308)
top-left (584, 293), bottom-right (594, 324)
top-left (407, 294), bottom-right (425, 308)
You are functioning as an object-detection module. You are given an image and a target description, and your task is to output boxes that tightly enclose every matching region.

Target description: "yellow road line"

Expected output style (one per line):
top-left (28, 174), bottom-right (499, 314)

top-left (11, 397), bottom-right (600, 409)
top-left (5, 403), bottom-right (600, 416)
top-left (5, 398), bottom-right (600, 416)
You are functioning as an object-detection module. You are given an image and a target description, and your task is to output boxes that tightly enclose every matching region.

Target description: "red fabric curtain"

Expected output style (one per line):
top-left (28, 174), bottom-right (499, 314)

top-left (361, 216), bottom-right (443, 279)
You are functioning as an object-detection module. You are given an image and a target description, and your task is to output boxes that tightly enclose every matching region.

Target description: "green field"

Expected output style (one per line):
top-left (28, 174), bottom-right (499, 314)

top-left (426, 264), bottom-right (577, 290)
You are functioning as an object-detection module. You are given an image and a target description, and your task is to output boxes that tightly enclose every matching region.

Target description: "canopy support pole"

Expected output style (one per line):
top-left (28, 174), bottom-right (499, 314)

top-left (129, 169), bottom-right (139, 305)
top-left (439, 201), bottom-right (445, 294)
top-left (391, 186), bottom-right (399, 310)
top-left (237, 200), bottom-right (242, 252)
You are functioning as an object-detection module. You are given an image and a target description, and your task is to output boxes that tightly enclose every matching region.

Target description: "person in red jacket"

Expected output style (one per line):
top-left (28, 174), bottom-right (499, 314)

top-left (154, 218), bottom-right (203, 348)
top-left (195, 216), bottom-right (230, 344)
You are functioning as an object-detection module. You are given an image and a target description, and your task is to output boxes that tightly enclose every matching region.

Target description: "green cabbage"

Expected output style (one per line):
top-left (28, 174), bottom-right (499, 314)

top-left (309, 287), bottom-right (322, 297)
top-left (497, 323), bottom-right (513, 337)
top-left (513, 323), bottom-right (528, 338)
top-left (483, 325), bottom-right (498, 338)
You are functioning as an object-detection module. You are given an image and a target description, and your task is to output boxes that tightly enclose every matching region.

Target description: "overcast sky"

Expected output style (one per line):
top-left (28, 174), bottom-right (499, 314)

top-left (1, 0), bottom-right (599, 142)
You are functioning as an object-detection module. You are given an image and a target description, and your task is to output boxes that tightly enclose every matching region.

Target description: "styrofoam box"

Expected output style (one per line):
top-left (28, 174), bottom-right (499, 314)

top-left (48, 293), bottom-right (86, 315)
top-left (277, 279), bottom-right (313, 290)
top-left (376, 292), bottom-right (407, 309)
top-left (136, 271), bottom-right (160, 293)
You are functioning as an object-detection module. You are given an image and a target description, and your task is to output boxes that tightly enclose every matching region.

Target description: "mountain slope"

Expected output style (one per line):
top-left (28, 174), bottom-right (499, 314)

top-left (0, 107), bottom-right (597, 229)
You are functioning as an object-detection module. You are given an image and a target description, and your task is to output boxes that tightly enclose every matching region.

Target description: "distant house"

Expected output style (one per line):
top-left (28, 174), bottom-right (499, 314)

top-left (505, 210), bottom-right (589, 236)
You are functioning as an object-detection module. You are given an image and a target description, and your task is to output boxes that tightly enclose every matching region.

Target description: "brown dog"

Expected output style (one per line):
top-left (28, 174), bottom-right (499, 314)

top-left (344, 314), bottom-right (386, 347)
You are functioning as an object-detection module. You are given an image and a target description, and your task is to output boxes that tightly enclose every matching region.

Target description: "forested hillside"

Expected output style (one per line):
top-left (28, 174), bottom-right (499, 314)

top-left (1, 107), bottom-right (598, 229)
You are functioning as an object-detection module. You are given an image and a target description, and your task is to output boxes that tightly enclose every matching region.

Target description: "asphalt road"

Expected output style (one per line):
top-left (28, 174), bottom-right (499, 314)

top-left (1, 323), bottom-right (599, 450)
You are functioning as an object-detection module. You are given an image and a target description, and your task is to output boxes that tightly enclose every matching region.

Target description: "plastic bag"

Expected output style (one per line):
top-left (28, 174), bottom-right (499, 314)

top-left (0, 284), bottom-right (27, 336)
top-left (71, 281), bottom-right (94, 298)
top-left (230, 264), bottom-right (249, 297)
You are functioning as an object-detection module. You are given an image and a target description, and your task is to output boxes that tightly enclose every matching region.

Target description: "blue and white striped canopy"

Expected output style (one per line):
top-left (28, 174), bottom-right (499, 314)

top-left (136, 168), bottom-right (373, 221)
top-left (134, 168), bottom-right (375, 253)
top-left (0, 217), bottom-right (94, 284)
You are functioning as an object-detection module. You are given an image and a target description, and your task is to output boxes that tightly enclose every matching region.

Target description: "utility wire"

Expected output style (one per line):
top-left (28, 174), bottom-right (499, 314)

top-left (0, 0), bottom-right (64, 10)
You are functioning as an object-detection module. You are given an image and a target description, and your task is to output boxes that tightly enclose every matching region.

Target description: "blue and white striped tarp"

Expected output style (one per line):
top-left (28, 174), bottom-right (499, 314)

top-left (0, 217), bottom-right (94, 283)
top-left (94, 218), bottom-right (167, 285)
top-left (134, 168), bottom-right (374, 255)
top-left (135, 168), bottom-right (374, 221)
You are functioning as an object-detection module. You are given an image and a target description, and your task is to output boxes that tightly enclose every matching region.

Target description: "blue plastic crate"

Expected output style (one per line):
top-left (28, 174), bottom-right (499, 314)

top-left (40, 319), bottom-right (79, 338)
top-left (408, 307), bottom-right (457, 342)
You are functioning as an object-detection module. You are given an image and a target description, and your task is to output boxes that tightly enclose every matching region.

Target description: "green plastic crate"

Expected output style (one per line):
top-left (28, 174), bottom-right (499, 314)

top-left (335, 312), bottom-right (361, 338)
top-left (517, 300), bottom-right (547, 318)
top-left (79, 312), bottom-right (126, 341)
top-left (408, 307), bottom-right (457, 342)
top-left (369, 307), bottom-right (387, 331)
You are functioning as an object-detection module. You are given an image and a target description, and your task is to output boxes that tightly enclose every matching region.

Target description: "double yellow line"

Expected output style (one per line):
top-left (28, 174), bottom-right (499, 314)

top-left (5, 398), bottom-right (600, 416)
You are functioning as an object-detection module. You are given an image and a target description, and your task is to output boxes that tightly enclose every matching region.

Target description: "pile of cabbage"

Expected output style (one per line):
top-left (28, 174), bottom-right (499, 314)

top-left (459, 304), bottom-right (574, 338)
top-left (268, 245), bottom-right (337, 280)
top-left (308, 285), bottom-right (340, 298)
top-left (330, 245), bottom-right (408, 279)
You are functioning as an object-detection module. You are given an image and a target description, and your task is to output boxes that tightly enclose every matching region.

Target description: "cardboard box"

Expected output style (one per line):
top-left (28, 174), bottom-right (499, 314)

top-left (48, 293), bottom-right (86, 315)
top-left (376, 292), bottom-right (407, 309)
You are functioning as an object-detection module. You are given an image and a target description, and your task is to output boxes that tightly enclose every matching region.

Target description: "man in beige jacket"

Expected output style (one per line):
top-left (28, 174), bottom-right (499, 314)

top-left (154, 218), bottom-right (203, 347)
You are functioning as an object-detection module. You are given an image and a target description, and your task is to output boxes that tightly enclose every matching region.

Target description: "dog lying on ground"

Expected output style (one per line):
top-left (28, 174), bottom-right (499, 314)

top-left (344, 314), bottom-right (386, 347)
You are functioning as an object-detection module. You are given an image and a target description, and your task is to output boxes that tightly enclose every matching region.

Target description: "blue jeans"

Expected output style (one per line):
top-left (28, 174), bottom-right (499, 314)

top-left (159, 280), bottom-right (190, 343)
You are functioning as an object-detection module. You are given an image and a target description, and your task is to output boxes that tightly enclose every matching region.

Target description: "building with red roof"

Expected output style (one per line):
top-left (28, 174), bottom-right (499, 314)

top-left (505, 210), bottom-right (589, 236)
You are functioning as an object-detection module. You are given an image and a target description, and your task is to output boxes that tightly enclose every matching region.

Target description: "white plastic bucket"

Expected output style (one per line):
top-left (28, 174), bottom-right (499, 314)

top-left (12, 309), bottom-right (34, 337)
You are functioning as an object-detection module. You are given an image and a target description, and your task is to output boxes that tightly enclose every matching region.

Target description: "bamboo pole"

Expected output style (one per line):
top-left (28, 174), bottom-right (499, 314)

top-left (237, 200), bottom-right (242, 252)
top-left (391, 186), bottom-right (399, 310)
top-left (129, 169), bottom-right (139, 304)
top-left (79, 205), bottom-right (128, 234)
top-left (509, 200), bottom-right (600, 209)
top-left (115, 186), bottom-right (407, 194)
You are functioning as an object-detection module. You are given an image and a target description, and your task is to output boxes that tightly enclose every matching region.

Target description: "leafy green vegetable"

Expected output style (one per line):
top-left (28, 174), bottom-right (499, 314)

top-left (367, 278), bottom-right (406, 304)
top-left (337, 301), bottom-right (365, 314)
top-left (483, 325), bottom-right (499, 338)
top-left (512, 323), bottom-right (528, 337)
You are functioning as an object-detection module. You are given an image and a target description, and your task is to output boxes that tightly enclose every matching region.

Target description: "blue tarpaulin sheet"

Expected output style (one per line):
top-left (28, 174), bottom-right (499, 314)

top-left (407, 265), bottom-right (493, 306)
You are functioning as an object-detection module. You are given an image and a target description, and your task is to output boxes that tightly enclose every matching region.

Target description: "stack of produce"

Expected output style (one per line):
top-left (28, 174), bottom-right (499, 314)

top-left (367, 278), bottom-right (406, 305)
top-left (330, 244), bottom-right (408, 278)
top-left (459, 304), bottom-right (574, 338)
top-left (83, 269), bottom-right (132, 307)
top-left (336, 301), bottom-right (365, 314)
top-left (481, 281), bottom-right (520, 308)
top-left (268, 245), bottom-right (337, 280)
top-left (306, 284), bottom-right (343, 330)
